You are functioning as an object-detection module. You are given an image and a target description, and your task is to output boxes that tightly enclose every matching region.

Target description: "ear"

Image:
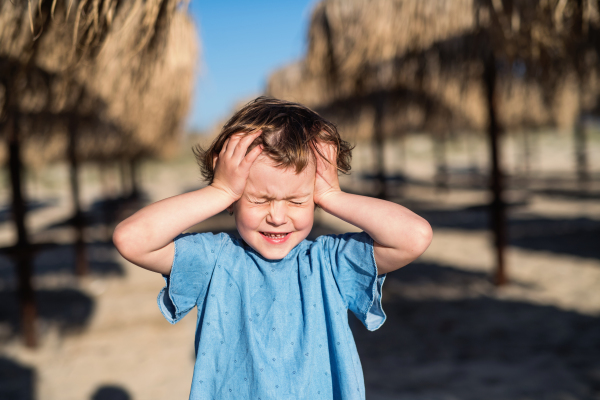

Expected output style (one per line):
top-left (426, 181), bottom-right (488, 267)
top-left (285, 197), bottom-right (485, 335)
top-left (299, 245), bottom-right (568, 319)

top-left (212, 153), bottom-right (219, 169)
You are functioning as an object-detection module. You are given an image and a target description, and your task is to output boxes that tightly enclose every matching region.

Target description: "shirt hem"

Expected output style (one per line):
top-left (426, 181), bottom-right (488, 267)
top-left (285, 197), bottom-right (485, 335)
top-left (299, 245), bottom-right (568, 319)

top-left (361, 233), bottom-right (387, 331)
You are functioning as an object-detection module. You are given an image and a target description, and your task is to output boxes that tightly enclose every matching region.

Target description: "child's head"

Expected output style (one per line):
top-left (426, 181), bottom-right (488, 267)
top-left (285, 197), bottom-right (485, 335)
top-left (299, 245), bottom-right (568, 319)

top-left (194, 96), bottom-right (352, 259)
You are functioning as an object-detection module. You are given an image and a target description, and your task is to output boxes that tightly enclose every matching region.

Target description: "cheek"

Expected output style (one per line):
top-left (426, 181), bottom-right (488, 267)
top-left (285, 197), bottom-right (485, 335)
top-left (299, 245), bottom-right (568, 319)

top-left (235, 207), bottom-right (265, 229)
top-left (290, 208), bottom-right (314, 231)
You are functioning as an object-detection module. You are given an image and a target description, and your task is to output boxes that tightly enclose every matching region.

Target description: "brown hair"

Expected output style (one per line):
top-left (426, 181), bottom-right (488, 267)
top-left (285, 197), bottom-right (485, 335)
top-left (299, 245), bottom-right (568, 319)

top-left (193, 96), bottom-right (353, 183)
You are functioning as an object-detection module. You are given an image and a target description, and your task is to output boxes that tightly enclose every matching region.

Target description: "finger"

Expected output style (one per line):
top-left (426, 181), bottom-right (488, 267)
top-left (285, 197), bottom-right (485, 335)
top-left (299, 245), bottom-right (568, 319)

top-left (233, 130), bottom-right (262, 160)
top-left (317, 157), bottom-right (329, 176)
top-left (321, 143), bottom-right (336, 165)
top-left (219, 138), bottom-right (230, 156)
top-left (314, 140), bottom-right (329, 159)
top-left (314, 142), bottom-right (330, 171)
top-left (241, 144), bottom-right (263, 167)
top-left (225, 133), bottom-right (244, 156)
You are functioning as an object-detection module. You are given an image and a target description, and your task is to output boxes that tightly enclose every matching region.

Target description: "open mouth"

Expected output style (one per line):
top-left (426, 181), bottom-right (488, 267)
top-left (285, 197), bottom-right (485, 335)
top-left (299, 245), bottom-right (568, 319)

top-left (260, 232), bottom-right (291, 244)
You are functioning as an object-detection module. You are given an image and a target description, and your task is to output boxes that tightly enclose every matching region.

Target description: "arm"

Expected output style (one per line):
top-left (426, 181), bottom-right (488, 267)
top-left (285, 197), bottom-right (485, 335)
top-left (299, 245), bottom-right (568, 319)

top-left (313, 143), bottom-right (432, 275)
top-left (112, 131), bottom-right (263, 275)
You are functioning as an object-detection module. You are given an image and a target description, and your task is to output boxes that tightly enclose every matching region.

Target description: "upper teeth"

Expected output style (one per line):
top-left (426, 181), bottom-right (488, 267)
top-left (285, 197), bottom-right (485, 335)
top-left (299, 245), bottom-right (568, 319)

top-left (264, 233), bottom-right (286, 238)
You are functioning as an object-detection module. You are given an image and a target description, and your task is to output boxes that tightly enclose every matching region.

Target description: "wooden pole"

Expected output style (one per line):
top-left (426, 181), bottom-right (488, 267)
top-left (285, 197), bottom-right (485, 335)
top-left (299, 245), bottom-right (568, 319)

top-left (484, 53), bottom-right (508, 286)
top-left (68, 118), bottom-right (88, 276)
top-left (7, 112), bottom-right (37, 347)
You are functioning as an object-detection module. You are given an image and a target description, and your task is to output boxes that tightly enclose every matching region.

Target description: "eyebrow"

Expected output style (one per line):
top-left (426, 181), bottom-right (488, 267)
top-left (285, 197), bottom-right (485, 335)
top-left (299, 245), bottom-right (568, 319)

top-left (248, 192), bottom-right (312, 200)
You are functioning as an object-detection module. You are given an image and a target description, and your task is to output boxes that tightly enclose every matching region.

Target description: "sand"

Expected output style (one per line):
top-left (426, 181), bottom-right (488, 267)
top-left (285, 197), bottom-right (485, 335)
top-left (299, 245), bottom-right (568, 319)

top-left (0, 131), bottom-right (599, 399)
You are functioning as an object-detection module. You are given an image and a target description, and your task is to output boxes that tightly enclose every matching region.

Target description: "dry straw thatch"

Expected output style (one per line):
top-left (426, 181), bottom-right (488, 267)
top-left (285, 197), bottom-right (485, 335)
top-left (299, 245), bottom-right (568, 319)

top-left (0, 0), bottom-right (184, 66)
top-left (303, 0), bottom-right (600, 89)
top-left (83, 5), bottom-right (199, 161)
top-left (268, 0), bottom-right (600, 138)
top-left (0, 0), bottom-right (198, 166)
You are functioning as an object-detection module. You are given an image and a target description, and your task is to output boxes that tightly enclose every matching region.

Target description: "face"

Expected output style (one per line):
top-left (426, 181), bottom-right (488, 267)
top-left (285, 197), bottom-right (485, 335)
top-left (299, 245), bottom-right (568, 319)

top-left (230, 155), bottom-right (315, 260)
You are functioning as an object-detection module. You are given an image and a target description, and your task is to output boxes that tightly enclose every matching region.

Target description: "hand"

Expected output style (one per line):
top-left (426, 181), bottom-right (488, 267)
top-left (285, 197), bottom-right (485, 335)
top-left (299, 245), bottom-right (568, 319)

top-left (211, 130), bottom-right (263, 201)
top-left (313, 141), bottom-right (341, 206)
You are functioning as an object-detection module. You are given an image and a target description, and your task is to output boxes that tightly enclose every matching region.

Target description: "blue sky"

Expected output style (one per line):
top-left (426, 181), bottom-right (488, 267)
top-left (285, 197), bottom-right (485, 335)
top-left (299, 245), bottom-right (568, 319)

top-left (187, 1), bottom-right (316, 132)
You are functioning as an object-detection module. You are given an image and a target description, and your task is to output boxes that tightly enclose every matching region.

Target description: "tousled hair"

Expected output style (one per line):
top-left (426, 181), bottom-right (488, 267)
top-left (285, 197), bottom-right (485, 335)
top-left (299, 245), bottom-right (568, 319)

top-left (193, 96), bottom-right (353, 184)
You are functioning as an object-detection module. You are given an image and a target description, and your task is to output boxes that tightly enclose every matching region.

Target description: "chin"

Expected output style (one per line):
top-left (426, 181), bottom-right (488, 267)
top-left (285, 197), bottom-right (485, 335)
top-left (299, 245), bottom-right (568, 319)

top-left (242, 230), bottom-right (309, 260)
top-left (254, 241), bottom-right (295, 260)
top-left (258, 248), bottom-right (291, 260)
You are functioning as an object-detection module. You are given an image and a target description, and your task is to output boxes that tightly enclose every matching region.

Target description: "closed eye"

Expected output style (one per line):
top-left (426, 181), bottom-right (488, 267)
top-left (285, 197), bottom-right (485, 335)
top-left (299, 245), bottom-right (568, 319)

top-left (290, 201), bottom-right (305, 205)
top-left (252, 200), bottom-right (268, 204)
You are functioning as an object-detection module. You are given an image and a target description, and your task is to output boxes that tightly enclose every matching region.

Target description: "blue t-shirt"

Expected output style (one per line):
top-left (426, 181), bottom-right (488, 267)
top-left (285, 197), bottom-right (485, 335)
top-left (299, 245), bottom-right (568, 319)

top-left (157, 231), bottom-right (387, 400)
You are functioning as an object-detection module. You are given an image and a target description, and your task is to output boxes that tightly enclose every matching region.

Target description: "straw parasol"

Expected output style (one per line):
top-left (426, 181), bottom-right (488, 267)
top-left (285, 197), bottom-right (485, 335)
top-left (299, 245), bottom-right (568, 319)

top-left (268, 0), bottom-right (600, 285)
top-left (1, 6), bottom-right (199, 166)
top-left (0, 0), bottom-right (196, 347)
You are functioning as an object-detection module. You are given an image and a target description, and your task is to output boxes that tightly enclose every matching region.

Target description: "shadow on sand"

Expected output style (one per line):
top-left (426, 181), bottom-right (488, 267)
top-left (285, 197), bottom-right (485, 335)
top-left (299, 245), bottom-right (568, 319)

top-left (0, 209), bottom-right (128, 342)
top-left (0, 288), bottom-right (94, 341)
top-left (0, 242), bottom-right (124, 287)
top-left (0, 199), bottom-right (60, 224)
top-left (352, 262), bottom-right (600, 400)
top-left (0, 357), bottom-right (35, 400)
top-left (30, 241), bottom-right (124, 277)
top-left (91, 385), bottom-right (131, 400)
top-left (417, 205), bottom-right (600, 260)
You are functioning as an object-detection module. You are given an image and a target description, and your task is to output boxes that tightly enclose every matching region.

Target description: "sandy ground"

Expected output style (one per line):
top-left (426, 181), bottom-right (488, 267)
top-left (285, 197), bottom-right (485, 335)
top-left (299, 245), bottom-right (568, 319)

top-left (0, 131), bottom-right (599, 400)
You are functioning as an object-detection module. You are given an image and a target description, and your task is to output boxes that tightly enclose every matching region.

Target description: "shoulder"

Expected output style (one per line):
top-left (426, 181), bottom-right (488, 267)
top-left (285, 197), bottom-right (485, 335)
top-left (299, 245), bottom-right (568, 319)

top-left (313, 232), bottom-right (375, 269)
top-left (174, 231), bottom-right (229, 244)
top-left (175, 231), bottom-right (225, 241)
top-left (173, 231), bottom-right (231, 255)
top-left (308, 232), bottom-right (373, 260)
top-left (314, 231), bottom-right (373, 248)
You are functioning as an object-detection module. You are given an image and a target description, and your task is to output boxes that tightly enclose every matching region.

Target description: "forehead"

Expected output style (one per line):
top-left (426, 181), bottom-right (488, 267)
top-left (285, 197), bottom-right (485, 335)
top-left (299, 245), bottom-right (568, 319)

top-left (245, 155), bottom-right (315, 197)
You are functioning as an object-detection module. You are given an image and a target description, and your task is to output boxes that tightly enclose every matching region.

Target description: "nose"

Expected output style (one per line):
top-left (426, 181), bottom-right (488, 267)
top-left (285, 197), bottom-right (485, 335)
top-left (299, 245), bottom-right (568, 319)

top-left (266, 201), bottom-right (287, 226)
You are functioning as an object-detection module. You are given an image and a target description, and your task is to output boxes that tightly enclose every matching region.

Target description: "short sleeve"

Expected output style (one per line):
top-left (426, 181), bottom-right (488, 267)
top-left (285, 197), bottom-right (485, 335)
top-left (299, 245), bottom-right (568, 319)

top-left (320, 231), bottom-right (387, 331)
top-left (157, 232), bottom-right (224, 324)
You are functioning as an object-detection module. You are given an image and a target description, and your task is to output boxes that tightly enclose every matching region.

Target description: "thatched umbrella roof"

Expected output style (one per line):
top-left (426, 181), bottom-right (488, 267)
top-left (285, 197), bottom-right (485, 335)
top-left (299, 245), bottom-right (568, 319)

top-left (0, 0), bottom-right (183, 67)
top-left (0, 0), bottom-right (199, 165)
top-left (303, 0), bottom-right (474, 100)
top-left (83, 7), bottom-right (199, 160)
top-left (0, 0), bottom-right (196, 347)
top-left (268, 0), bottom-right (599, 137)
top-left (304, 0), bottom-right (600, 91)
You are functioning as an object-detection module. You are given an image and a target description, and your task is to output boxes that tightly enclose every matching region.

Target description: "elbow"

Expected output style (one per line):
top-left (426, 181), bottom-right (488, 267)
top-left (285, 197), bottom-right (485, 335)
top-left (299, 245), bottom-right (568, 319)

top-left (112, 221), bottom-right (139, 260)
top-left (410, 218), bottom-right (433, 259)
top-left (112, 223), bottom-right (129, 257)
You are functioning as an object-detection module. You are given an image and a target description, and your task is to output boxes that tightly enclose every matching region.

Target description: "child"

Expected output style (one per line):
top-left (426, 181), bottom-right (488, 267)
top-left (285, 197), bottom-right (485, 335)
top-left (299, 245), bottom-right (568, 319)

top-left (113, 97), bottom-right (432, 399)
